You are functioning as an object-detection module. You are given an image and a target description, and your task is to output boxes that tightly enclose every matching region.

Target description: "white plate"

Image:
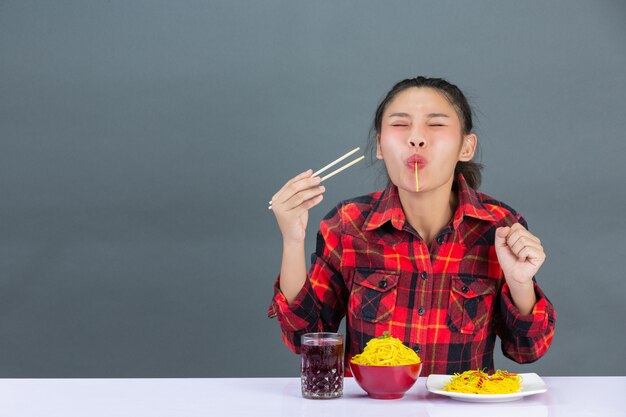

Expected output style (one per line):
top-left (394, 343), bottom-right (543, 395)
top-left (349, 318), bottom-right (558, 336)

top-left (426, 373), bottom-right (548, 403)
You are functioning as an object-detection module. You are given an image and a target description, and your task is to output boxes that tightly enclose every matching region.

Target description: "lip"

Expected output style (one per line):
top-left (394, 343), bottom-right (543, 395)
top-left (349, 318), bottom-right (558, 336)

top-left (406, 155), bottom-right (427, 168)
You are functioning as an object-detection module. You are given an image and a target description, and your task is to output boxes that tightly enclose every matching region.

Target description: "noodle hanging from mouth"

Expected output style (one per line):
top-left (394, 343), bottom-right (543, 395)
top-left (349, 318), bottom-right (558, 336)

top-left (415, 162), bottom-right (419, 192)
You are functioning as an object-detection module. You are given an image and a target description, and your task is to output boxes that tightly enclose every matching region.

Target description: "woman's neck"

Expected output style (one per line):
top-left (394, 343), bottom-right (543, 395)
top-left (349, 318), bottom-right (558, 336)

top-left (397, 177), bottom-right (458, 247)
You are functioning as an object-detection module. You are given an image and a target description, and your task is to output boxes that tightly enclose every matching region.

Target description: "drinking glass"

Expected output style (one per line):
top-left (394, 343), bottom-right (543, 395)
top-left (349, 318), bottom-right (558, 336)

top-left (300, 332), bottom-right (344, 399)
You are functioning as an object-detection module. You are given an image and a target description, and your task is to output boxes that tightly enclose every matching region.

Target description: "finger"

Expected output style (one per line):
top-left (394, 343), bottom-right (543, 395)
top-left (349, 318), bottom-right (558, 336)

top-left (495, 226), bottom-right (510, 247)
top-left (510, 223), bottom-right (525, 231)
top-left (284, 186), bottom-right (326, 211)
top-left (271, 169), bottom-right (313, 203)
top-left (282, 194), bottom-right (325, 221)
top-left (279, 178), bottom-right (323, 206)
top-left (510, 223), bottom-right (541, 243)
top-left (273, 174), bottom-right (322, 206)
top-left (516, 245), bottom-right (546, 265)
top-left (271, 169), bottom-right (314, 202)
top-left (507, 233), bottom-right (537, 253)
top-left (291, 194), bottom-right (324, 215)
top-left (510, 239), bottom-right (544, 261)
top-left (507, 232), bottom-right (541, 250)
top-left (506, 226), bottom-right (540, 248)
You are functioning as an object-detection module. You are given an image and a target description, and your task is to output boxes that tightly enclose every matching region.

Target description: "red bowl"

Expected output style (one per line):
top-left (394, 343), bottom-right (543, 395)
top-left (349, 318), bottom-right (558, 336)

top-left (350, 362), bottom-right (422, 399)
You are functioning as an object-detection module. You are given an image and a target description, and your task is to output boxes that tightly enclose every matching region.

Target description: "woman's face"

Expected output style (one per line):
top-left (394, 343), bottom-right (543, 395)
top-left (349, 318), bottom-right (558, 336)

top-left (376, 87), bottom-right (476, 194)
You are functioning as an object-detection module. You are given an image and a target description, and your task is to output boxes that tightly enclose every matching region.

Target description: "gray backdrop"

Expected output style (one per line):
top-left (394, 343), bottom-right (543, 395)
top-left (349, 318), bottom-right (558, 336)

top-left (1, 0), bottom-right (625, 377)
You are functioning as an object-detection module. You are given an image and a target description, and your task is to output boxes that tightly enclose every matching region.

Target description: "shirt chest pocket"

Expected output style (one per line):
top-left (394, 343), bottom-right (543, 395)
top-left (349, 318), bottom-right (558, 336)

top-left (349, 270), bottom-right (399, 324)
top-left (447, 275), bottom-right (498, 334)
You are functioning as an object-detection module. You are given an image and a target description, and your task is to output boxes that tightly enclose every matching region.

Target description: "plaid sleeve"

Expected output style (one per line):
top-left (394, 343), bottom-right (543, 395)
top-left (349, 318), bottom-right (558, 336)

top-left (267, 275), bottom-right (323, 353)
top-left (498, 281), bottom-right (556, 363)
top-left (267, 205), bottom-right (348, 354)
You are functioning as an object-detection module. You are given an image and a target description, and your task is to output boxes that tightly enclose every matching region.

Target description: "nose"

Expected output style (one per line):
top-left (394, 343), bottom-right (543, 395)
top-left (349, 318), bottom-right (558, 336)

top-left (408, 124), bottom-right (426, 148)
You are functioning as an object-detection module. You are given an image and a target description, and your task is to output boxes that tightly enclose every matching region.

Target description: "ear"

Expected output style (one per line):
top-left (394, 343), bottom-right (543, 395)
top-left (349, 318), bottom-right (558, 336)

top-left (376, 134), bottom-right (384, 160)
top-left (459, 134), bottom-right (477, 162)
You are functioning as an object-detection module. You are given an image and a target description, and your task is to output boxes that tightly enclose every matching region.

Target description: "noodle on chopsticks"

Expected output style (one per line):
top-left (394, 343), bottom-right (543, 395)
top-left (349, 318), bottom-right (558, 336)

top-left (351, 332), bottom-right (421, 366)
top-left (443, 369), bottom-right (522, 394)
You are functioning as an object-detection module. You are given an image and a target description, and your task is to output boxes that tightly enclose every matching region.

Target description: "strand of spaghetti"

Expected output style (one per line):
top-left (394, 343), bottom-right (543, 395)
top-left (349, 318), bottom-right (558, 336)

top-left (415, 161), bottom-right (419, 192)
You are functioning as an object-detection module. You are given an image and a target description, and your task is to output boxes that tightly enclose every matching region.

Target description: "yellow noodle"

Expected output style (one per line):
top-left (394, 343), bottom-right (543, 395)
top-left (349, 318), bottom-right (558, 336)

top-left (443, 369), bottom-right (522, 394)
top-left (351, 333), bottom-right (421, 366)
top-left (415, 162), bottom-right (419, 192)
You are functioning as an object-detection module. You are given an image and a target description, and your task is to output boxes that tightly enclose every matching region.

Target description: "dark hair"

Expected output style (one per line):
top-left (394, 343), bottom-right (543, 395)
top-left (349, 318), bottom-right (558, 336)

top-left (367, 76), bottom-right (483, 189)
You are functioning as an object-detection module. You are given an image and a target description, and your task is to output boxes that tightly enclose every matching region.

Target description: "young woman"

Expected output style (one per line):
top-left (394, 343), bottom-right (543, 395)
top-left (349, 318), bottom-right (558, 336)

top-left (268, 76), bottom-right (555, 376)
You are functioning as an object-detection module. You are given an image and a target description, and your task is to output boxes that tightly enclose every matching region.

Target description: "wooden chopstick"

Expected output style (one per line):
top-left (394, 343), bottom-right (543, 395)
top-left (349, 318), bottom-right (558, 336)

top-left (313, 147), bottom-right (361, 177)
top-left (320, 155), bottom-right (365, 182)
top-left (268, 147), bottom-right (364, 209)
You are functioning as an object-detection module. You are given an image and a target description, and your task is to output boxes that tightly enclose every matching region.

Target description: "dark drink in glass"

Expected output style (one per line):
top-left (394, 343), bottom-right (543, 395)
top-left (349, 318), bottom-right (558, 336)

top-left (300, 332), bottom-right (344, 399)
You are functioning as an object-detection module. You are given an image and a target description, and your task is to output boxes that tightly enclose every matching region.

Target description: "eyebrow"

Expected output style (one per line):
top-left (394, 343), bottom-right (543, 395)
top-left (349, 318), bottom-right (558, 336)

top-left (387, 112), bottom-right (451, 118)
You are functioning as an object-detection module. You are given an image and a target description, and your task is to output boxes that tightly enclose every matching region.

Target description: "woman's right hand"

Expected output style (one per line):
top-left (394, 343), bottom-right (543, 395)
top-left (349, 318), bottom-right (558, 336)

top-left (270, 169), bottom-right (326, 243)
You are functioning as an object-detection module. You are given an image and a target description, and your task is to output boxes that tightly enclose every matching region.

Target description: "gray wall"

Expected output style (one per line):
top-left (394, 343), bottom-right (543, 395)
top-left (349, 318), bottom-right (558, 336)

top-left (1, 0), bottom-right (625, 377)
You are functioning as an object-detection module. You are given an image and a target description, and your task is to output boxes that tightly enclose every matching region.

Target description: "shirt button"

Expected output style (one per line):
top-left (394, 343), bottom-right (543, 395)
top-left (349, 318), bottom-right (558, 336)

top-left (418, 307), bottom-right (425, 316)
top-left (436, 236), bottom-right (444, 245)
top-left (461, 286), bottom-right (469, 293)
top-left (413, 345), bottom-right (421, 353)
top-left (378, 280), bottom-right (388, 289)
top-left (420, 271), bottom-right (428, 280)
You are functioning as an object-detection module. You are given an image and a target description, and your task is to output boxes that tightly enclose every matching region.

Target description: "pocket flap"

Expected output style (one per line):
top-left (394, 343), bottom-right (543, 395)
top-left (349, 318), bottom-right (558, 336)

top-left (451, 275), bottom-right (497, 298)
top-left (354, 269), bottom-right (399, 293)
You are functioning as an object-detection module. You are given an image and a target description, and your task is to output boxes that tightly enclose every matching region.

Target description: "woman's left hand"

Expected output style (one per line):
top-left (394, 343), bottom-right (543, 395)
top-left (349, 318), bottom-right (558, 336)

top-left (494, 223), bottom-right (546, 287)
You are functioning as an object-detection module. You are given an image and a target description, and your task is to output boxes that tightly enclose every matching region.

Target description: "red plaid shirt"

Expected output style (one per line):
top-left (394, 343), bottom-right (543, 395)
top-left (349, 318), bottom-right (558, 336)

top-left (268, 174), bottom-right (556, 376)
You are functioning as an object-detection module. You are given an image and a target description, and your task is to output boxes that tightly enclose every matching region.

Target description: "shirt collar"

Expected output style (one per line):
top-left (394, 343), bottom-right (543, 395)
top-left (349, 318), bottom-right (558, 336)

top-left (452, 173), bottom-right (498, 227)
top-left (363, 183), bottom-right (406, 232)
top-left (363, 173), bottom-right (497, 232)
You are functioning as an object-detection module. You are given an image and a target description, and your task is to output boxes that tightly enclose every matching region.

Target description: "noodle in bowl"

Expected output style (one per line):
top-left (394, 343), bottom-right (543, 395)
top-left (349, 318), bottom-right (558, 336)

top-left (350, 333), bottom-right (422, 399)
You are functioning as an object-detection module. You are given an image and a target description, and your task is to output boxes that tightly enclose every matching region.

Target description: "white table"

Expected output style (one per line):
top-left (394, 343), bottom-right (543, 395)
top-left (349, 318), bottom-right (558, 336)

top-left (0, 377), bottom-right (623, 416)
